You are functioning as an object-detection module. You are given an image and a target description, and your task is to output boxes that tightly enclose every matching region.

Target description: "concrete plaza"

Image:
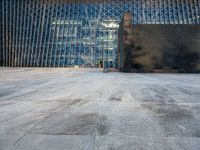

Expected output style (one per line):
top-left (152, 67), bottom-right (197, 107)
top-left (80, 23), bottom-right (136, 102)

top-left (0, 68), bottom-right (200, 150)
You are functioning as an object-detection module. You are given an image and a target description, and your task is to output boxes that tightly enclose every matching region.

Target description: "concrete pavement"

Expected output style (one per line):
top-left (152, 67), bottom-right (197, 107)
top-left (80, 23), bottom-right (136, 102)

top-left (0, 68), bottom-right (200, 150)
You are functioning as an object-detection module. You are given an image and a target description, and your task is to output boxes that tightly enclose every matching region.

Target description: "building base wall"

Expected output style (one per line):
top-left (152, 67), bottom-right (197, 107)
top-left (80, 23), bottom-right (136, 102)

top-left (118, 15), bottom-right (200, 73)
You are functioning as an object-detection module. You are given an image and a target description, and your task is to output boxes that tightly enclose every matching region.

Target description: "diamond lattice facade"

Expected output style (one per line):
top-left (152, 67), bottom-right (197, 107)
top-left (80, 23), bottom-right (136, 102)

top-left (0, 0), bottom-right (199, 68)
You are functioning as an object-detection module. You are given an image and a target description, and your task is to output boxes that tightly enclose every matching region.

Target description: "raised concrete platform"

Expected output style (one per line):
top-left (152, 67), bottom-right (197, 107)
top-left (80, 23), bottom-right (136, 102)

top-left (0, 68), bottom-right (200, 150)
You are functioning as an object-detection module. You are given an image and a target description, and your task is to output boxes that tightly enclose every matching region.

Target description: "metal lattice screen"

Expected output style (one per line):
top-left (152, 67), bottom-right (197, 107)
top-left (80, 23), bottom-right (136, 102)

top-left (0, 0), bottom-right (199, 68)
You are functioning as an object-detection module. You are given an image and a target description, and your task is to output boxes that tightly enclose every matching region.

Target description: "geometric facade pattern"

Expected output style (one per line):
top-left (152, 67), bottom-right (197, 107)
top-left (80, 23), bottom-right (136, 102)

top-left (0, 0), bottom-right (199, 68)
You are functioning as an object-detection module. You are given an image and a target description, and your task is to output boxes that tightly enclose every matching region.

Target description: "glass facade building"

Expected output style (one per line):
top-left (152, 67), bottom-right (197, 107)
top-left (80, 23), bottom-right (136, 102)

top-left (0, 0), bottom-right (199, 68)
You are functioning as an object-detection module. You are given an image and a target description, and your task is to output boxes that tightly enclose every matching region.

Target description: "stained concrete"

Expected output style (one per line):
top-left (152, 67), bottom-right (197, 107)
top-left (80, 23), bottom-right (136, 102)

top-left (0, 68), bottom-right (200, 150)
top-left (118, 13), bottom-right (200, 73)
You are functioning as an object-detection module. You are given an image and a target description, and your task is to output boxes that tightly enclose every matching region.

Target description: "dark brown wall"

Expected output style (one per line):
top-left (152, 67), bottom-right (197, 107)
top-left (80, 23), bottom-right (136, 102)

top-left (118, 14), bottom-right (200, 73)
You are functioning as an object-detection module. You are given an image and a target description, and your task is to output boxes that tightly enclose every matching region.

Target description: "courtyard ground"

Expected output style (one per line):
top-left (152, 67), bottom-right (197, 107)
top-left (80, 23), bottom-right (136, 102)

top-left (0, 68), bottom-right (200, 150)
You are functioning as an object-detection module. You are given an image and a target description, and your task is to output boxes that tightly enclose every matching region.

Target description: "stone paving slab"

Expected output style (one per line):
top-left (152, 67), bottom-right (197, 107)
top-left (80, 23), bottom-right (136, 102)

top-left (14, 134), bottom-right (94, 150)
top-left (0, 68), bottom-right (200, 150)
top-left (95, 135), bottom-right (200, 150)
